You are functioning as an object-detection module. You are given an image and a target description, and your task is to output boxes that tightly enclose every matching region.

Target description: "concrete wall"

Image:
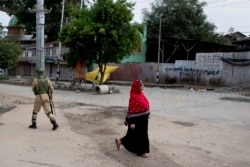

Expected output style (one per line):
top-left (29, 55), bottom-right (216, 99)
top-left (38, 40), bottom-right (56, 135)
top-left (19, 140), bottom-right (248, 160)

top-left (12, 51), bottom-right (249, 87)
top-left (221, 52), bottom-right (250, 86)
top-left (110, 52), bottom-right (250, 87)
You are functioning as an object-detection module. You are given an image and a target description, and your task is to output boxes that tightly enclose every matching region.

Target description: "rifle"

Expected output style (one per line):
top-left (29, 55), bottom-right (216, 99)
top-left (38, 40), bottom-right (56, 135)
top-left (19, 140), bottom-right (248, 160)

top-left (47, 84), bottom-right (56, 116)
top-left (49, 98), bottom-right (56, 116)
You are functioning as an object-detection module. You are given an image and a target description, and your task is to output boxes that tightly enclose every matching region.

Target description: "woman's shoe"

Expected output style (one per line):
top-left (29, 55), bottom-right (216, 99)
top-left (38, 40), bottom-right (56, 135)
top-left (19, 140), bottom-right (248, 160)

top-left (115, 139), bottom-right (120, 151)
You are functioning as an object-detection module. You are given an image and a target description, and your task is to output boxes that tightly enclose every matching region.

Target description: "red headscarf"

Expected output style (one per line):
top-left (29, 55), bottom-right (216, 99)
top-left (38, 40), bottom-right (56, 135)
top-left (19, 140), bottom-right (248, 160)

top-left (128, 80), bottom-right (150, 114)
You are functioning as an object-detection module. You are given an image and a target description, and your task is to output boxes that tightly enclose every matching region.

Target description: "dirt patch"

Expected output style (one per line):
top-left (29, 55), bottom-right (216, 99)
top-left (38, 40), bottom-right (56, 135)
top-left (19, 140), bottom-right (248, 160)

top-left (0, 104), bottom-right (16, 115)
top-left (220, 97), bottom-right (250, 103)
top-left (60, 105), bottom-right (181, 167)
top-left (172, 121), bottom-right (196, 127)
top-left (0, 94), bottom-right (33, 115)
top-left (63, 105), bottom-right (126, 135)
top-left (0, 94), bottom-right (181, 166)
top-left (2, 92), bottom-right (249, 167)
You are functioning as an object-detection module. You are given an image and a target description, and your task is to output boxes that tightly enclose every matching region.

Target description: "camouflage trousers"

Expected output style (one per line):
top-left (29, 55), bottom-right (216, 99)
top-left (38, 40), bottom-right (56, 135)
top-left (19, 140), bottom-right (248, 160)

top-left (31, 94), bottom-right (55, 123)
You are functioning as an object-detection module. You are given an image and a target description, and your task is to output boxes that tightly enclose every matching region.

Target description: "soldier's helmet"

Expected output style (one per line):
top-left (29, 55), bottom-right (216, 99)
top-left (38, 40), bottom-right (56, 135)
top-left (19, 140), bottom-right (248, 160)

top-left (36, 69), bottom-right (44, 76)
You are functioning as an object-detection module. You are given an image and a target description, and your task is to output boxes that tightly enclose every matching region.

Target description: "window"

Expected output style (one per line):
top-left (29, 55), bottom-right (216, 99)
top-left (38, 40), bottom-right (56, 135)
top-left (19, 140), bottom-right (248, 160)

top-left (32, 51), bottom-right (36, 57)
top-left (52, 49), bottom-right (57, 56)
top-left (46, 50), bottom-right (50, 56)
top-left (25, 51), bottom-right (29, 57)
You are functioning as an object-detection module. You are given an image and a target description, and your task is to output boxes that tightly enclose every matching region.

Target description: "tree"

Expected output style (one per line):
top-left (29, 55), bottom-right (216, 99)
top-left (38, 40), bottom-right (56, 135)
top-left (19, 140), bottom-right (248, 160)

top-left (0, 0), bottom-right (78, 42)
top-left (59, 0), bottom-right (141, 84)
top-left (0, 23), bottom-right (4, 37)
top-left (142, 0), bottom-right (228, 44)
top-left (0, 40), bottom-right (22, 69)
top-left (0, 0), bottom-right (16, 15)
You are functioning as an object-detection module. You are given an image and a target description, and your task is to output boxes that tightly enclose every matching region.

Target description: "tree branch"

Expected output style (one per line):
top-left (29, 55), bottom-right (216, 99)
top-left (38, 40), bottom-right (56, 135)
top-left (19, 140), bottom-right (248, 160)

top-left (0, 6), bottom-right (15, 15)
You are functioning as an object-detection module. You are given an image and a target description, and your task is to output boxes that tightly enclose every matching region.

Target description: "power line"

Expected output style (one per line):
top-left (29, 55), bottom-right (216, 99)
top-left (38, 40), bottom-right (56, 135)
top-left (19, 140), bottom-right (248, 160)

top-left (205, 0), bottom-right (250, 8)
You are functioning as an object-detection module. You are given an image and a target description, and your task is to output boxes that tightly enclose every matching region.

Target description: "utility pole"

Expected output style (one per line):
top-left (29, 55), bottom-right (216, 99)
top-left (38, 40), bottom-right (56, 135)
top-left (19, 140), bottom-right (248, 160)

top-left (80, 0), bottom-right (84, 9)
top-left (156, 14), bottom-right (163, 83)
top-left (57, 0), bottom-right (65, 81)
top-left (29, 0), bottom-right (51, 72)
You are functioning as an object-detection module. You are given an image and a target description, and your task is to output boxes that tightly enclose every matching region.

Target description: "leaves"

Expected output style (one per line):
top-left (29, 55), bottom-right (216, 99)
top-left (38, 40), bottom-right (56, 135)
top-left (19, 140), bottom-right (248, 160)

top-left (0, 23), bottom-right (4, 37)
top-left (59, 0), bottom-right (141, 84)
top-left (143, 0), bottom-right (227, 44)
top-left (0, 40), bottom-right (22, 69)
top-left (0, 0), bottom-right (74, 42)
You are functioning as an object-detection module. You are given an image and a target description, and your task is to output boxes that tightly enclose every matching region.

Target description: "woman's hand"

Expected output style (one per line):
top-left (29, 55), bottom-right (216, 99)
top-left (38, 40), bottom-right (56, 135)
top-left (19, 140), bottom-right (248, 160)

top-left (130, 124), bottom-right (135, 129)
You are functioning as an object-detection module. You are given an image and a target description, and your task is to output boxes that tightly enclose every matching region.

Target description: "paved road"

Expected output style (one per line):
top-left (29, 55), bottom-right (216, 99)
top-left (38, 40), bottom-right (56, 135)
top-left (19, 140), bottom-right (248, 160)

top-left (1, 81), bottom-right (250, 129)
top-left (1, 83), bottom-right (250, 167)
top-left (1, 82), bottom-right (249, 122)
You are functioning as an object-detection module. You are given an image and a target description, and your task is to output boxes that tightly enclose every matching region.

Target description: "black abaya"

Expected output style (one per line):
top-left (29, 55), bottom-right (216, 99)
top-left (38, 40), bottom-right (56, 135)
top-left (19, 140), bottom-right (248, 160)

top-left (121, 114), bottom-right (150, 156)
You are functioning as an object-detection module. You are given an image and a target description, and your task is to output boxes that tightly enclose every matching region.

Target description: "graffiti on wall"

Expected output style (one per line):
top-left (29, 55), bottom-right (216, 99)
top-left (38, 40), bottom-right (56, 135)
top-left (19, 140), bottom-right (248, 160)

top-left (163, 53), bottom-right (223, 78)
top-left (165, 66), bottom-right (220, 77)
top-left (196, 53), bottom-right (223, 70)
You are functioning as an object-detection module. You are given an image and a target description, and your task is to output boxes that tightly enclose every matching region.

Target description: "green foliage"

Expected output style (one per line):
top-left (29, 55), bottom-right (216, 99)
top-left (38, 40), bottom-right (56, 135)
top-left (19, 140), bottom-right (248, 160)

top-left (132, 22), bottom-right (144, 35)
top-left (0, 0), bottom-right (75, 42)
top-left (59, 0), bottom-right (141, 84)
top-left (205, 33), bottom-right (232, 45)
top-left (0, 23), bottom-right (4, 37)
top-left (143, 0), bottom-right (228, 44)
top-left (0, 0), bottom-right (17, 15)
top-left (0, 40), bottom-right (22, 69)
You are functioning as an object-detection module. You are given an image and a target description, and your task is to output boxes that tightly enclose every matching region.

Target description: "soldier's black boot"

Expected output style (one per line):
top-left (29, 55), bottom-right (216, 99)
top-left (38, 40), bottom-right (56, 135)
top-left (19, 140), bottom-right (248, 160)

top-left (29, 122), bottom-right (37, 129)
top-left (51, 120), bottom-right (59, 130)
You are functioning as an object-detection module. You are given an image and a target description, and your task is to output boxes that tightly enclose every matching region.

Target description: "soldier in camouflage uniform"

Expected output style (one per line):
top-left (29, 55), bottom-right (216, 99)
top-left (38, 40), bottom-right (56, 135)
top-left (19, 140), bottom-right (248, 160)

top-left (29, 69), bottom-right (59, 130)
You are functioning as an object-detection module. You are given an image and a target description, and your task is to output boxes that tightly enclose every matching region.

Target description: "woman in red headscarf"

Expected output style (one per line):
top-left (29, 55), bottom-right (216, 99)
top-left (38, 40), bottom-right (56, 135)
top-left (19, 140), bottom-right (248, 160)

top-left (115, 80), bottom-right (150, 158)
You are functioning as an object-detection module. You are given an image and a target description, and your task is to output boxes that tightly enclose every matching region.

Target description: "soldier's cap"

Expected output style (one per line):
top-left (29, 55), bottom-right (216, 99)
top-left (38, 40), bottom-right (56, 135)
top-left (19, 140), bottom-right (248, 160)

top-left (36, 69), bottom-right (44, 76)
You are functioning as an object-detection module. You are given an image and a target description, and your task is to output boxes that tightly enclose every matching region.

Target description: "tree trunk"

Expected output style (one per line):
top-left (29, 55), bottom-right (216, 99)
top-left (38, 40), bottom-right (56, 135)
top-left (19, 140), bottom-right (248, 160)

top-left (99, 63), bottom-right (107, 85)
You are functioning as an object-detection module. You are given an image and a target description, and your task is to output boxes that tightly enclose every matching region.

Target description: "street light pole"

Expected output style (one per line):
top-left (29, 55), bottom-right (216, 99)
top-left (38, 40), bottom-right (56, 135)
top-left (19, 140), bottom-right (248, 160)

top-left (29, 0), bottom-right (51, 73)
top-left (156, 14), bottom-right (163, 83)
top-left (57, 0), bottom-right (65, 81)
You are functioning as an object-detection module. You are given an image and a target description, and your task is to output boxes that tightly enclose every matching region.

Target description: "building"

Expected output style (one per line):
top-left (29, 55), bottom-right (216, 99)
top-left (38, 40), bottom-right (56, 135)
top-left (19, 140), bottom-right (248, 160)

top-left (233, 36), bottom-right (250, 51)
top-left (3, 16), bottom-right (35, 76)
top-left (225, 31), bottom-right (247, 44)
top-left (3, 16), bottom-right (67, 78)
top-left (120, 23), bottom-right (147, 63)
top-left (4, 17), bottom-right (147, 80)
